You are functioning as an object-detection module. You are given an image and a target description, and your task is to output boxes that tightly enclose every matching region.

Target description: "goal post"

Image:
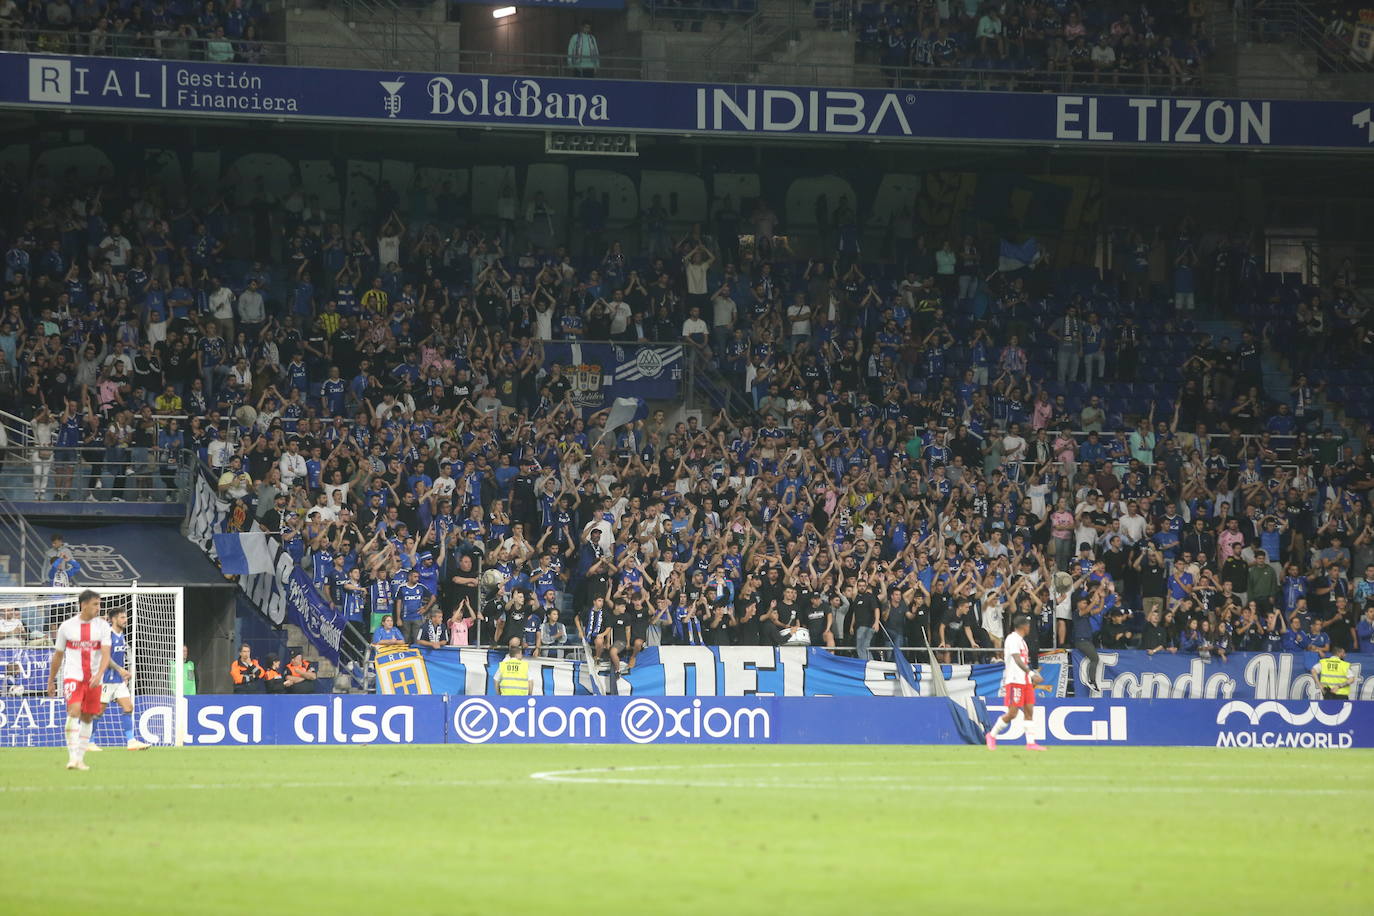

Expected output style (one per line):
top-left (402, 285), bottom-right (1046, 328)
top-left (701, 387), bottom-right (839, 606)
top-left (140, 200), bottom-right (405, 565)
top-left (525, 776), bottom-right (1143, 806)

top-left (0, 587), bottom-right (184, 748)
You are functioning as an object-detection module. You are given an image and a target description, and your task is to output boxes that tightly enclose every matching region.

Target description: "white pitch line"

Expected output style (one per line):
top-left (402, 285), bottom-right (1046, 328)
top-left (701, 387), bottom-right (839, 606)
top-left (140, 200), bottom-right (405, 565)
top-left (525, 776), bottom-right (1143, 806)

top-left (529, 763), bottom-right (1374, 794)
top-left (0, 778), bottom-right (515, 794)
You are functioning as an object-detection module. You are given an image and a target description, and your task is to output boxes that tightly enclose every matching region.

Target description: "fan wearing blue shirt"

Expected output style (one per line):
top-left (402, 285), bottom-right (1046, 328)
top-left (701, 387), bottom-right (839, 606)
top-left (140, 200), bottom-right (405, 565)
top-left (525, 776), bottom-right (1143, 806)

top-left (1306, 620), bottom-right (1330, 657)
top-left (394, 568), bottom-right (434, 641)
top-left (1281, 617), bottom-right (1310, 653)
top-left (321, 369), bottom-right (347, 416)
top-left (416, 552), bottom-right (440, 595)
top-left (372, 614), bottom-right (406, 647)
top-left (339, 568), bottom-right (366, 622)
top-left (48, 554), bottom-right (82, 588)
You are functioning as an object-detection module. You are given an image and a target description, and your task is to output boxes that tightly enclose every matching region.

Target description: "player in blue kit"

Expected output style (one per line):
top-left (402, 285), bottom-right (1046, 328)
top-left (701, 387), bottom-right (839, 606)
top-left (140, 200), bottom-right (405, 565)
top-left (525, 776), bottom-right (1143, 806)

top-left (92, 608), bottom-right (151, 751)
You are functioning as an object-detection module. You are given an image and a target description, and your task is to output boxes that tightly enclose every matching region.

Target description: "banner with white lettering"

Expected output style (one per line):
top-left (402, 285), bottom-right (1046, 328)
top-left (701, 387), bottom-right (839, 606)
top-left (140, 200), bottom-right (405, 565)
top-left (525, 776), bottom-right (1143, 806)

top-left (374, 644), bottom-right (1068, 698)
top-left (620, 646), bottom-right (1068, 698)
top-left (1072, 650), bottom-right (1372, 701)
top-left (0, 646), bottom-right (53, 694)
top-left (3, 51), bottom-right (1373, 149)
top-left (155, 695), bottom-right (1374, 746)
top-left (0, 696), bottom-right (175, 747)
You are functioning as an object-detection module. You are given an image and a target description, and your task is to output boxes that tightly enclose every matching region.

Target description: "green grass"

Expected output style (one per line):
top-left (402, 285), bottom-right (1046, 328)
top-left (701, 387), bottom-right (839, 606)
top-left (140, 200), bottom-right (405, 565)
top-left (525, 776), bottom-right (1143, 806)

top-left (1, 745), bottom-right (1370, 914)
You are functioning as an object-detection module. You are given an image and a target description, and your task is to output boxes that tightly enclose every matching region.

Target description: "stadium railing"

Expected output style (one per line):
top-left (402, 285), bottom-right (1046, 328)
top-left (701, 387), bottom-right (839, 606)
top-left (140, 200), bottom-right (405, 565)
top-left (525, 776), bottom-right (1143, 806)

top-left (1232, 0), bottom-right (1374, 74)
top-left (5, 27), bottom-right (1371, 99)
top-left (0, 494), bottom-right (49, 585)
top-left (0, 397), bottom-right (1317, 487)
top-left (0, 446), bottom-right (197, 504)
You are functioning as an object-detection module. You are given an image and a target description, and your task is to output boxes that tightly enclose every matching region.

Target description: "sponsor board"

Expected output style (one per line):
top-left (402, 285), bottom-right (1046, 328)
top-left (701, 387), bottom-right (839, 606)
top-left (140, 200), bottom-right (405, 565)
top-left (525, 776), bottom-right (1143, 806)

top-left (182, 695), bottom-right (446, 745)
top-left (3, 52), bottom-right (1374, 149)
top-left (449, 697), bottom-right (775, 744)
top-left (1212, 700), bottom-right (1356, 748)
top-left (0, 696), bottom-right (175, 747)
top-left (3, 696), bottom-right (1359, 747)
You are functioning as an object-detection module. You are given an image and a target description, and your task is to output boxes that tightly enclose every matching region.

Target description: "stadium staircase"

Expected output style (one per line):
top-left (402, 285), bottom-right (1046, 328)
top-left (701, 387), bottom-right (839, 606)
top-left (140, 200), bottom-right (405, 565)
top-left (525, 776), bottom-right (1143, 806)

top-left (280, 621), bottom-right (354, 691)
top-left (1193, 265), bottom-right (1371, 435)
top-left (1228, 0), bottom-right (1373, 99)
top-left (637, 0), bottom-right (855, 84)
top-left (684, 350), bottom-right (760, 425)
top-left (283, 0), bottom-right (459, 72)
top-left (0, 495), bottom-right (54, 587)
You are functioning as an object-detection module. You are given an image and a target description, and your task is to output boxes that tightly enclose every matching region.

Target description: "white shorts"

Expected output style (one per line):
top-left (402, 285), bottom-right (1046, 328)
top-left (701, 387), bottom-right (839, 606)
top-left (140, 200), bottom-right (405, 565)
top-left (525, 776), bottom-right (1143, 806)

top-left (100, 681), bottom-right (131, 704)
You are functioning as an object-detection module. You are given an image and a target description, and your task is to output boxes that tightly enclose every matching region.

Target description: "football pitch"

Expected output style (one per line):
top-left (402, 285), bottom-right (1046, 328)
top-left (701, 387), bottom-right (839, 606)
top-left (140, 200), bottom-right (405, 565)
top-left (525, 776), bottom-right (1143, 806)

top-left (1, 745), bottom-right (1369, 914)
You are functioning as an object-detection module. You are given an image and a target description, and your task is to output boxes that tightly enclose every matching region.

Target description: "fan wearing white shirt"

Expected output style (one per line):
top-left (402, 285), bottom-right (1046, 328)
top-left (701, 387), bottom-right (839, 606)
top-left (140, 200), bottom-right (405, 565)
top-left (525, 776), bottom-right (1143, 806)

top-left (99, 225), bottom-right (133, 268)
top-left (279, 440), bottom-right (307, 488)
top-left (1118, 502), bottom-right (1146, 543)
top-left (1001, 424), bottom-right (1028, 465)
top-left (984, 615), bottom-right (1045, 750)
top-left (430, 465), bottom-right (457, 500)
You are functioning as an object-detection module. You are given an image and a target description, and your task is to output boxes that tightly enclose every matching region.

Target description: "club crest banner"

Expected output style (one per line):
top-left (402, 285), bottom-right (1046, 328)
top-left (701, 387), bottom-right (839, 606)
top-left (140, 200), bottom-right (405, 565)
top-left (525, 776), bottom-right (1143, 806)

top-left (542, 342), bottom-right (684, 409)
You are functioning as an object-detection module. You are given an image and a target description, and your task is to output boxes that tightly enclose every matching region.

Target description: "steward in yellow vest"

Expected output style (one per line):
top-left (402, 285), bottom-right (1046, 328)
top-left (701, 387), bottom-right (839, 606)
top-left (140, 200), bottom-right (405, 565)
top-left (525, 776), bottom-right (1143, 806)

top-left (1313, 646), bottom-right (1354, 700)
top-left (496, 638), bottom-right (531, 696)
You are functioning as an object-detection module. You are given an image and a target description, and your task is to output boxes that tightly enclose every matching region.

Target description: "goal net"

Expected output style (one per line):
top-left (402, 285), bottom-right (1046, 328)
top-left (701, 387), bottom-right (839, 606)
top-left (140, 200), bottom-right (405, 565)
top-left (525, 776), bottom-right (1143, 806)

top-left (0, 588), bottom-right (183, 748)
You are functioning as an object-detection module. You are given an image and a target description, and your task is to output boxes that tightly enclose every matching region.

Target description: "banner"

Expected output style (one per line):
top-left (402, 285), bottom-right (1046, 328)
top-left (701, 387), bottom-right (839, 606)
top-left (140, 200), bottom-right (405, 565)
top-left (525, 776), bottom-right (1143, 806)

top-left (1071, 650), bottom-right (1373, 701)
top-left (85, 694), bottom-right (1374, 746)
top-left (997, 238), bottom-right (1041, 272)
top-left (212, 531), bottom-right (275, 575)
top-left (4, 52), bottom-right (1374, 149)
top-left (618, 646), bottom-right (1068, 699)
top-left (0, 696), bottom-right (175, 747)
top-left (0, 646), bottom-right (53, 694)
top-left (375, 644), bottom-right (1068, 698)
top-left (186, 474), bottom-right (345, 664)
top-left (182, 694), bottom-right (447, 745)
top-left (542, 341), bottom-right (683, 409)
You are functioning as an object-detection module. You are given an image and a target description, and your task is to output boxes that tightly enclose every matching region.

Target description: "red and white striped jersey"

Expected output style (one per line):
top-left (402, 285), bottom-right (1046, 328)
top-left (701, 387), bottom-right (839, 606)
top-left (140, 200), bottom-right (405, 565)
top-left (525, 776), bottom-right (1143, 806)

top-left (1002, 631), bottom-right (1032, 687)
top-left (55, 615), bottom-right (111, 682)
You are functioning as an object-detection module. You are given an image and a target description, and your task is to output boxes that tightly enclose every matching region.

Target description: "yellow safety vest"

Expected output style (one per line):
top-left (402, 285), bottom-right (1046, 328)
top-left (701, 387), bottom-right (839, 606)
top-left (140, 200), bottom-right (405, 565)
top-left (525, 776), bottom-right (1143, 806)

top-left (496, 658), bottom-right (530, 696)
top-left (1318, 657), bottom-right (1351, 697)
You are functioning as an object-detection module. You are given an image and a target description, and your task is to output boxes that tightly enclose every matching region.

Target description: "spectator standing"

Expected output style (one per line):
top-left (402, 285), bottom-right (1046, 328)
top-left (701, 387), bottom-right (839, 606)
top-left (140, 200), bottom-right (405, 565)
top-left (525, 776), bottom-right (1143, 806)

top-left (236, 278), bottom-right (265, 338)
top-left (567, 21), bottom-right (600, 77)
top-left (182, 645), bottom-right (197, 696)
top-left (1050, 306), bottom-right (1083, 385)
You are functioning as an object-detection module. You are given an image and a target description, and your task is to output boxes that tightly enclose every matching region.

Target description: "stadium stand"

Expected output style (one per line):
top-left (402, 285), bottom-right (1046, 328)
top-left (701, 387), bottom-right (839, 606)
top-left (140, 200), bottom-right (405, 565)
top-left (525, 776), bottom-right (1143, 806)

top-left (0, 155), bottom-right (1371, 689)
top-left (0, 0), bottom-right (272, 60)
top-left (855, 0), bottom-right (1214, 93)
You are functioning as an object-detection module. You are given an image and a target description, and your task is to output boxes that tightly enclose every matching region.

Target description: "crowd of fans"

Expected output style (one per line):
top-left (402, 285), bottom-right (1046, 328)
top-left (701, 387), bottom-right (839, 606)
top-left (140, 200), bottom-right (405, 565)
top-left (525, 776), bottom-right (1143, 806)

top-left (2, 164), bottom-right (1373, 686)
top-left (856, 0), bottom-right (1214, 92)
top-left (0, 0), bottom-right (272, 63)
